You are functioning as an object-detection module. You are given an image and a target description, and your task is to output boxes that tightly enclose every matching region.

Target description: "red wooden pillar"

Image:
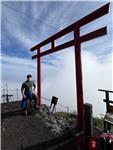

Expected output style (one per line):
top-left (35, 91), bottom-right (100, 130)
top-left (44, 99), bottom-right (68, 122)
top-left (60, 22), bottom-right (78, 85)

top-left (74, 27), bottom-right (84, 130)
top-left (37, 48), bottom-right (41, 110)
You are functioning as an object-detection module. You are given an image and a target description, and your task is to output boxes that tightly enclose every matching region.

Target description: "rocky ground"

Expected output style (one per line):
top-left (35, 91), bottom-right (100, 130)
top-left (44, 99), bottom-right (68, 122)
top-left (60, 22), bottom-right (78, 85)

top-left (1, 101), bottom-right (77, 150)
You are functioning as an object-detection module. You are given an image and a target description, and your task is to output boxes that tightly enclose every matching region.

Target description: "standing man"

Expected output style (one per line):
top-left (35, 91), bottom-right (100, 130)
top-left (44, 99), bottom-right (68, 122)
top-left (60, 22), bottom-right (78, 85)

top-left (21, 74), bottom-right (38, 114)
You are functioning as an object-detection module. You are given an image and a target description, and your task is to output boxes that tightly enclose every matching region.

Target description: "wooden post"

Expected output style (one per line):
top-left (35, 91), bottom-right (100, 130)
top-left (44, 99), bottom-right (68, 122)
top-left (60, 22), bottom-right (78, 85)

top-left (84, 103), bottom-right (93, 137)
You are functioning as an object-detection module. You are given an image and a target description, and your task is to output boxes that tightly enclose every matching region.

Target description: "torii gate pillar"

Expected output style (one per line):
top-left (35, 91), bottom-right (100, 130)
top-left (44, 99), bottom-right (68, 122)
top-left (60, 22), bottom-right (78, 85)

top-left (74, 27), bottom-right (84, 129)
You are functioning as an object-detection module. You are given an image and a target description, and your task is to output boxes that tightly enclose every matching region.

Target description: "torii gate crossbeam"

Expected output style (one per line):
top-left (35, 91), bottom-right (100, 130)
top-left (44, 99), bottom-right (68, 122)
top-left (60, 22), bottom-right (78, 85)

top-left (30, 3), bottom-right (110, 130)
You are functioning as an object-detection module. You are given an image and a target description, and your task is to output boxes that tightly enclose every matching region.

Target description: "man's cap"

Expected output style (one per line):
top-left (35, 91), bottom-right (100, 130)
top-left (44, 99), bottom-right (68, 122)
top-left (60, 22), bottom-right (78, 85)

top-left (27, 74), bottom-right (32, 78)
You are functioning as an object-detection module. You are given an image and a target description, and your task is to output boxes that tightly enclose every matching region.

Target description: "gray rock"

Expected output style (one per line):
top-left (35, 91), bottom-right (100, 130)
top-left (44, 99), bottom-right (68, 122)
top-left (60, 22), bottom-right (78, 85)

top-left (35, 104), bottom-right (71, 135)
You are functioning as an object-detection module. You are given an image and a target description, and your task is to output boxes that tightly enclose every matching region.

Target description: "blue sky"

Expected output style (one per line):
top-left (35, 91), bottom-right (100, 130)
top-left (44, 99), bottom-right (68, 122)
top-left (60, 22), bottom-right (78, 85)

top-left (1, 1), bottom-right (112, 58)
top-left (1, 1), bottom-right (113, 115)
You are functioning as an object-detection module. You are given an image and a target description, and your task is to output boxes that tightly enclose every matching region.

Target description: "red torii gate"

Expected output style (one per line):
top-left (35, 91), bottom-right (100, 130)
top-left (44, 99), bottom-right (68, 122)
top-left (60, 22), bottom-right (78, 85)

top-left (30, 3), bottom-right (110, 130)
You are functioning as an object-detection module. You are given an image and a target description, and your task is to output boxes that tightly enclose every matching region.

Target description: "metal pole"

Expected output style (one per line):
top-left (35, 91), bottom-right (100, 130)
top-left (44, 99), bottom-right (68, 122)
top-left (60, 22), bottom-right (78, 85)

top-left (6, 83), bottom-right (8, 102)
top-left (74, 27), bottom-right (84, 130)
top-left (6, 83), bottom-right (8, 94)
top-left (16, 89), bottom-right (18, 100)
top-left (105, 91), bottom-right (109, 112)
top-left (37, 48), bottom-right (41, 110)
top-left (67, 107), bottom-right (69, 113)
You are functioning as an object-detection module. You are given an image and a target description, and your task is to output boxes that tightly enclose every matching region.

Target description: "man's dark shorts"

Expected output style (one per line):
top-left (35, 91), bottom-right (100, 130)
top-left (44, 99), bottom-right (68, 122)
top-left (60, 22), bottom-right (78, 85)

top-left (25, 92), bottom-right (38, 108)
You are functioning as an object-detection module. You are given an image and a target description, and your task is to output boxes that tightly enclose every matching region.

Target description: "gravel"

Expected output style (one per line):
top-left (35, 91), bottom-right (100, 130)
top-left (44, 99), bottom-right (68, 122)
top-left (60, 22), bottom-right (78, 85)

top-left (1, 101), bottom-right (74, 150)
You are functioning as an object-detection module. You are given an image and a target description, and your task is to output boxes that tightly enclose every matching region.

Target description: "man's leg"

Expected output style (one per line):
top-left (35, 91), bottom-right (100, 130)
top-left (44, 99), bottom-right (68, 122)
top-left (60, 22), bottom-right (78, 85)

top-left (23, 97), bottom-right (28, 115)
top-left (32, 93), bottom-right (38, 109)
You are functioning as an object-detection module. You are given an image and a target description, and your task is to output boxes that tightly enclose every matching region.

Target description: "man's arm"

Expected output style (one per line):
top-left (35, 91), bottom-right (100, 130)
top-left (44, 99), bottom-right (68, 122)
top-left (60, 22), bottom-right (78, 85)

top-left (21, 83), bottom-right (26, 98)
top-left (32, 82), bottom-right (36, 93)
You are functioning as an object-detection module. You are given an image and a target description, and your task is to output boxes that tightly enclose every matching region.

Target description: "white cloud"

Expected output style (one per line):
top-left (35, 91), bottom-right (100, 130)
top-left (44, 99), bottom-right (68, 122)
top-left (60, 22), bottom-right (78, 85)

top-left (41, 49), bottom-right (112, 116)
top-left (1, 54), bottom-right (37, 82)
top-left (82, 50), bottom-right (112, 116)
